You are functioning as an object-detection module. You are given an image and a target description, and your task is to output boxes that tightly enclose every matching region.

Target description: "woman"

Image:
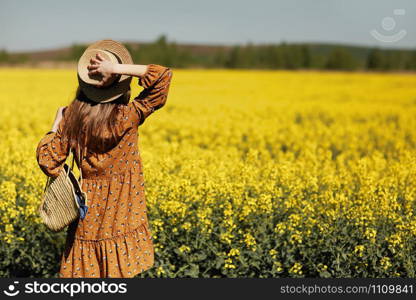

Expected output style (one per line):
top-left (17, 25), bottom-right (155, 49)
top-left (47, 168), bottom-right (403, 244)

top-left (36, 40), bottom-right (173, 278)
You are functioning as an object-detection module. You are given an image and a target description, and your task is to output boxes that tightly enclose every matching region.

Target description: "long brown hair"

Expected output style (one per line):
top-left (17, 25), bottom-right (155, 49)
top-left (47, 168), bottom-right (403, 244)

top-left (61, 86), bottom-right (131, 156)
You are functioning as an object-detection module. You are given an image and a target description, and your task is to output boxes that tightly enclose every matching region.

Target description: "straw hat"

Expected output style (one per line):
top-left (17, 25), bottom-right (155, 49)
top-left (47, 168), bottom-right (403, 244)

top-left (77, 39), bottom-right (133, 103)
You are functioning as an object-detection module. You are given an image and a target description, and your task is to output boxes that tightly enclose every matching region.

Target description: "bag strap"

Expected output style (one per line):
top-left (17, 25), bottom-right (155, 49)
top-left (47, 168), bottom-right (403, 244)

top-left (70, 147), bottom-right (75, 171)
top-left (77, 138), bottom-right (88, 207)
top-left (77, 140), bottom-right (85, 187)
top-left (70, 139), bottom-right (84, 184)
top-left (43, 176), bottom-right (50, 193)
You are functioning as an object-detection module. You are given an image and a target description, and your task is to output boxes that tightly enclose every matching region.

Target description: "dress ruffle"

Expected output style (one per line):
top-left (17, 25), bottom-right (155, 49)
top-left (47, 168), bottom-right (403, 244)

top-left (59, 222), bottom-right (154, 278)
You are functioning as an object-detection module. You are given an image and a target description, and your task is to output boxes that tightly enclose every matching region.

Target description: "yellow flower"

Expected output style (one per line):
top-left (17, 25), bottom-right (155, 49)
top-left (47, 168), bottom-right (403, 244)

top-left (364, 228), bottom-right (377, 243)
top-left (289, 262), bottom-right (303, 275)
top-left (224, 257), bottom-right (236, 269)
top-left (228, 248), bottom-right (240, 257)
top-left (178, 245), bottom-right (191, 254)
top-left (274, 261), bottom-right (283, 272)
top-left (289, 231), bottom-right (303, 245)
top-left (243, 233), bottom-right (256, 251)
top-left (317, 263), bottom-right (328, 272)
top-left (156, 266), bottom-right (165, 276)
top-left (380, 257), bottom-right (392, 270)
top-left (269, 249), bottom-right (277, 259)
top-left (354, 245), bottom-right (365, 257)
top-left (274, 223), bottom-right (286, 235)
top-left (220, 232), bottom-right (234, 244)
top-left (181, 222), bottom-right (192, 231)
top-left (385, 233), bottom-right (404, 251)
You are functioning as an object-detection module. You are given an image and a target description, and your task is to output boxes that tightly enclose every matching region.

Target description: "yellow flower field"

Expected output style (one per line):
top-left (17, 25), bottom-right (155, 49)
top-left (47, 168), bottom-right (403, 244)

top-left (0, 68), bottom-right (416, 277)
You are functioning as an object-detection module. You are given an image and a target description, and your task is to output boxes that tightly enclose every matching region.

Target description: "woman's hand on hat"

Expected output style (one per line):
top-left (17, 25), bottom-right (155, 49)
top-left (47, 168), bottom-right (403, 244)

top-left (87, 53), bottom-right (118, 87)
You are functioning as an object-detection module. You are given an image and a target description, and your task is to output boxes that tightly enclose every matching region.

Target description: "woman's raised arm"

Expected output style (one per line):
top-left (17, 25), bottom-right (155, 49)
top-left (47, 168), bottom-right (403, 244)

top-left (87, 54), bottom-right (173, 126)
top-left (128, 64), bottom-right (173, 126)
top-left (112, 64), bottom-right (149, 78)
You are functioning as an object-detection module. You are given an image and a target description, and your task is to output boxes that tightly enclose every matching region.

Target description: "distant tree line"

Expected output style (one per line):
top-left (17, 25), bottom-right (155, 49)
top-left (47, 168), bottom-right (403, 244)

top-left (1, 35), bottom-right (415, 71)
top-left (0, 49), bottom-right (28, 64)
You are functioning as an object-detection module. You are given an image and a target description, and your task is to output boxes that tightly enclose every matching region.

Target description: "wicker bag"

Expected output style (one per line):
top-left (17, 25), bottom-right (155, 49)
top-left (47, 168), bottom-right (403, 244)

top-left (38, 144), bottom-right (88, 232)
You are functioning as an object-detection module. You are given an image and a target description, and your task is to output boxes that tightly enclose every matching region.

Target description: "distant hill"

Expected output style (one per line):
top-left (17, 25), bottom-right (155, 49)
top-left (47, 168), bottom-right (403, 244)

top-left (1, 35), bottom-right (415, 71)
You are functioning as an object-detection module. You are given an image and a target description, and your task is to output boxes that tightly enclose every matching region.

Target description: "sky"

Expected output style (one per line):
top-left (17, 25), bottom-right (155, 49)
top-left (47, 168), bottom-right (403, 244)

top-left (0, 0), bottom-right (415, 52)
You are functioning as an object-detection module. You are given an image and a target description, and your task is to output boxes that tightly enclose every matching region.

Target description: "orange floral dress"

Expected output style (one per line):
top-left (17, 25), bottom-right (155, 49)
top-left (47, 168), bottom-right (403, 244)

top-left (36, 64), bottom-right (173, 278)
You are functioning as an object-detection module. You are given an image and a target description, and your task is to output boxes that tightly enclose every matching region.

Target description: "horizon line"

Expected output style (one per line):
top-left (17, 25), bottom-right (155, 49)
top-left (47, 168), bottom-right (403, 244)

top-left (4, 38), bottom-right (416, 54)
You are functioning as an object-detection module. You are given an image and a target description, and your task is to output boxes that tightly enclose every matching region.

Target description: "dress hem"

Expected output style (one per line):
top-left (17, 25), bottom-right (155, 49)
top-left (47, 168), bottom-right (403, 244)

top-left (59, 222), bottom-right (154, 278)
top-left (74, 222), bottom-right (151, 243)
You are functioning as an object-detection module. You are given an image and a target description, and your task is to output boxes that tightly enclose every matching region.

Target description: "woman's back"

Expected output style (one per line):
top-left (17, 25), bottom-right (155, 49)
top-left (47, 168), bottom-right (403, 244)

top-left (79, 104), bottom-right (142, 179)
top-left (36, 63), bottom-right (173, 278)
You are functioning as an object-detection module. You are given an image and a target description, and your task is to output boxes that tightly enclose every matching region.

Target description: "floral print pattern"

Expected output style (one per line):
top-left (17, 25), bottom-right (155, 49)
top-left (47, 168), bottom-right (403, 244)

top-left (36, 64), bottom-right (173, 277)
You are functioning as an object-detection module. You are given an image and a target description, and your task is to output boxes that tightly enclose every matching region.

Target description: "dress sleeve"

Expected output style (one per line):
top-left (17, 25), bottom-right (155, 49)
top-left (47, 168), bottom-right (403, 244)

top-left (129, 64), bottom-right (173, 126)
top-left (36, 109), bottom-right (70, 178)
